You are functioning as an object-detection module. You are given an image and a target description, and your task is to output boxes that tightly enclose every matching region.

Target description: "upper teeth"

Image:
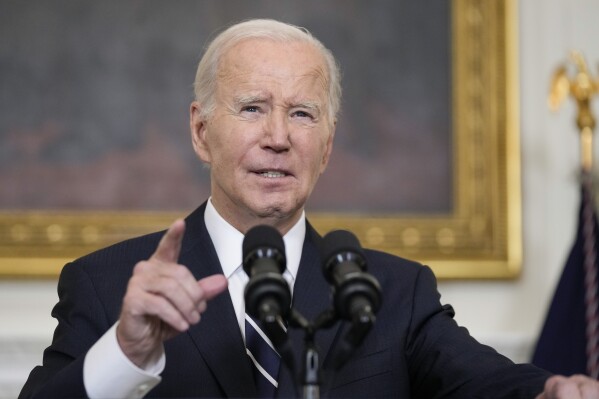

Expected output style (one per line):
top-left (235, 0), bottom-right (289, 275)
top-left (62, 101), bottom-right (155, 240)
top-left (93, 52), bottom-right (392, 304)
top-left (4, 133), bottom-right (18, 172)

top-left (261, 171), bottom-right (285, 178)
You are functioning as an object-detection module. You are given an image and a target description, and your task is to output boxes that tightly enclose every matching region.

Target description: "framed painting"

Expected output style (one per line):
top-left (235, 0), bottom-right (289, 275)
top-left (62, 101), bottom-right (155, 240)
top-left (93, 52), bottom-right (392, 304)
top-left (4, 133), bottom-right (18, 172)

top-left (0, 0), bottom-right (520, 278)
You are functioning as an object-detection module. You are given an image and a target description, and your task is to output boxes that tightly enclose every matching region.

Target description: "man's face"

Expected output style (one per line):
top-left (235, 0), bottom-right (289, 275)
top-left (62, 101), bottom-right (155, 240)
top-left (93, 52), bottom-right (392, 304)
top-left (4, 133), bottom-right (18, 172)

top-left (191, 38), bottom-right (335, 233)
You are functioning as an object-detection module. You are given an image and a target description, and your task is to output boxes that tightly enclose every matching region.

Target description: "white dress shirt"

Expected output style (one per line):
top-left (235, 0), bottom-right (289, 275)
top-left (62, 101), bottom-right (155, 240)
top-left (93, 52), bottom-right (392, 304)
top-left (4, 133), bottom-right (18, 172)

top-left (83, 199), bottom-right (305, 398)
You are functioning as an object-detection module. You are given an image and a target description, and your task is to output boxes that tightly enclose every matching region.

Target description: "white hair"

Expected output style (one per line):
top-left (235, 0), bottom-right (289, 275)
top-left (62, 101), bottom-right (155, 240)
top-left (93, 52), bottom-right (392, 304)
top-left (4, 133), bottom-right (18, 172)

top-left (193, 19), bottom-right (342, 125)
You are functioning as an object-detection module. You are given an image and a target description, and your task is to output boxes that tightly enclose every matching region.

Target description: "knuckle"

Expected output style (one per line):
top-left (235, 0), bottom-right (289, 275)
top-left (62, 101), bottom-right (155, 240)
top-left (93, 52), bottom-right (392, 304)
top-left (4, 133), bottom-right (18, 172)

top-left (133, 260), bottom-right (152, 274)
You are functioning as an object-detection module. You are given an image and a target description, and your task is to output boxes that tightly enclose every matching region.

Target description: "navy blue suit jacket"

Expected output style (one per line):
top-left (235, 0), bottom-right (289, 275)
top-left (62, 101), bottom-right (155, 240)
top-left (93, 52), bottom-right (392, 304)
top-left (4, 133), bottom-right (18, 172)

top-left (20, 203), bottom-right (550, 398)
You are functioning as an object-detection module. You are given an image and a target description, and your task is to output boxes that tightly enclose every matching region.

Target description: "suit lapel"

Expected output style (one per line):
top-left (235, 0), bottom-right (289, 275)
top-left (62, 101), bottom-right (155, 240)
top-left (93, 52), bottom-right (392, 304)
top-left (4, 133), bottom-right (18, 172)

top-left (179, 204), bottom-right (257, 398)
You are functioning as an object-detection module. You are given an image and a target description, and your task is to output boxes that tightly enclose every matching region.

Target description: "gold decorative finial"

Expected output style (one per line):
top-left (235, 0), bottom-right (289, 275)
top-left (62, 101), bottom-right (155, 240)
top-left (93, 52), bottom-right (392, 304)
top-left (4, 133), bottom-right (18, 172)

top-left (549, 51), bottom-right (599, 171)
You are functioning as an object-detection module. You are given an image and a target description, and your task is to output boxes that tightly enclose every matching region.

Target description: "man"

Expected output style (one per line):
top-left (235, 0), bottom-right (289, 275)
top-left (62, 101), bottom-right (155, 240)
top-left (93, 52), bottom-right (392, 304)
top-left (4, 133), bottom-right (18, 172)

top-left (19, 18), bottom-right (599, 398)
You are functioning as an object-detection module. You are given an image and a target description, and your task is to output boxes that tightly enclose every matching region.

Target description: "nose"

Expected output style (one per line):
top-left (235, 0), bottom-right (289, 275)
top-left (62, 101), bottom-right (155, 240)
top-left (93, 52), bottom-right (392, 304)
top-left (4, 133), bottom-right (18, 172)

top-left (262, 110), bottom-right (291, 152)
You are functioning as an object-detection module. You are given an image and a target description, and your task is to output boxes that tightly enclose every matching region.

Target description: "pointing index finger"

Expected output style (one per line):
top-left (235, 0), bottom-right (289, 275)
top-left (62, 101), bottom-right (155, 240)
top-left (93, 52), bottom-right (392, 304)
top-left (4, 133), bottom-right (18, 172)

top-left (151, 219), bottom-right (185, 263)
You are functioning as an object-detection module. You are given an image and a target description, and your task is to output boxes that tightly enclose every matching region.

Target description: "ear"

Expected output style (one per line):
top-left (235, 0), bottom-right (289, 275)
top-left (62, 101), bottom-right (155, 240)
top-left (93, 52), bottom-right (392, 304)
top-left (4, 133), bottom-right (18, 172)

top-left (190, 101), bottom-right (212, 164)
top-left (319, 124), bottom-right (336, 174)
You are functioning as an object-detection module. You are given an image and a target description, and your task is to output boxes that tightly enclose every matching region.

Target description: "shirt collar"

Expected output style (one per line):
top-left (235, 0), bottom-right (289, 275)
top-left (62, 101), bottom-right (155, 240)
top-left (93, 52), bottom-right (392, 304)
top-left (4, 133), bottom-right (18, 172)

top-left (204, 198), bottom-right (305, 281)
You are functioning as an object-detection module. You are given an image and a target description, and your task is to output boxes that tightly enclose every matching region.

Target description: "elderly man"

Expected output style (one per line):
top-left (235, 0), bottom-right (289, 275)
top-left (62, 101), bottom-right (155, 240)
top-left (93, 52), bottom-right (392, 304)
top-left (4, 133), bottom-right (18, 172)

top-left (20, 19), bottom-right (599, 399)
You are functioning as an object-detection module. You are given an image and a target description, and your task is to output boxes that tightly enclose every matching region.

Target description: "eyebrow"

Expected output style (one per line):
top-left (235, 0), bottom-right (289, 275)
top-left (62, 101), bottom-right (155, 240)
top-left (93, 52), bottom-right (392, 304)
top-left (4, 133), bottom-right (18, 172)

top-left (234, 94), bottom-right (270, 106)
top-left (233, 94), bottom-right (322, 114)
top-left (292, 101), bottom-right (321, 112)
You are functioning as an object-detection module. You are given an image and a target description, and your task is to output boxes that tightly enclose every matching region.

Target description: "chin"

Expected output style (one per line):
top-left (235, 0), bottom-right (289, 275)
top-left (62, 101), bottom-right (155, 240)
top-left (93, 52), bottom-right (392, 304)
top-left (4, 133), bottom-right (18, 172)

top-left (254, 205), bottom-right (289, 219)
top-left (247, 191), bottom-right (306, 219)
top-left (251, 201), bottom-right (296, 220)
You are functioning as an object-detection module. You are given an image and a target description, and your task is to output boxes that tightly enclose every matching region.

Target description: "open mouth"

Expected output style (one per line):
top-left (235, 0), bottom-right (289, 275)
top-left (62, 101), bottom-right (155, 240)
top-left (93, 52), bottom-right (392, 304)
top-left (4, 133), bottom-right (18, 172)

top-left (259, 171), bottom-right (287, 178)
top-left (254, 169), bottom-right (291, 178)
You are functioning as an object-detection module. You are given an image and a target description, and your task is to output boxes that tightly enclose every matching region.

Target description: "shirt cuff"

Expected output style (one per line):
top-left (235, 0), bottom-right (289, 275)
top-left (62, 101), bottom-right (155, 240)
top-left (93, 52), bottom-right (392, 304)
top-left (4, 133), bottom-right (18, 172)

top-left (83, 322), bottom-right (165, 399)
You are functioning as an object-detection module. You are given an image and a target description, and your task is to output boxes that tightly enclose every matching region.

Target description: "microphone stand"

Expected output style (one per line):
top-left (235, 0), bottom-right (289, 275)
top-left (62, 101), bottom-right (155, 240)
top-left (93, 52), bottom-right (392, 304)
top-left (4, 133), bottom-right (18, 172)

top-left (279, 307), bottom-right (373, 399)
top-left (286, 308), bottom-right (333, 399)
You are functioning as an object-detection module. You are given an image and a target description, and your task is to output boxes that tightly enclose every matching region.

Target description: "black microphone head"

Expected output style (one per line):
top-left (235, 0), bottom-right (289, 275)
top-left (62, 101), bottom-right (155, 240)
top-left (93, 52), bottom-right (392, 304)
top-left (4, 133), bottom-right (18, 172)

top-left (322, 230), bottom-right (382, 320)
top-left (321, 230), bottom-right (366, 262)
top-left (321, 230), bottom-right (367, 281)
top-left (243, 225), bottom-right (286, 274)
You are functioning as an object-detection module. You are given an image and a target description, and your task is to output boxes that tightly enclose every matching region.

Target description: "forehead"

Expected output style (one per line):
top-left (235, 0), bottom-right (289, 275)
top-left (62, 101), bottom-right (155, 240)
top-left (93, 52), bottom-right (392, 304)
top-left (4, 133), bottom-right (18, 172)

top-left (216, 38), bottom-right (329, 97)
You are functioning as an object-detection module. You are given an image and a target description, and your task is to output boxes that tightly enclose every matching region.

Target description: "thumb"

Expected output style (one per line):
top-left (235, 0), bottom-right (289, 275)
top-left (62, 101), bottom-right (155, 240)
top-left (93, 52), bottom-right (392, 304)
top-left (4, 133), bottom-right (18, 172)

top-left (151, 219), bottom-right (185, 263)
top-left (198, 274), bottom-right (228, 300)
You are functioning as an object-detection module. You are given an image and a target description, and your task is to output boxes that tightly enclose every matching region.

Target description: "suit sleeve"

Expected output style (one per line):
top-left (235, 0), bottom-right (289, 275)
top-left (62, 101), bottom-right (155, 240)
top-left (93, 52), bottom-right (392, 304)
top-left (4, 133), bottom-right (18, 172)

top-left (405, 266), bottom-right (551, 399)
top-left (19, 261), bottom-right (111, 399)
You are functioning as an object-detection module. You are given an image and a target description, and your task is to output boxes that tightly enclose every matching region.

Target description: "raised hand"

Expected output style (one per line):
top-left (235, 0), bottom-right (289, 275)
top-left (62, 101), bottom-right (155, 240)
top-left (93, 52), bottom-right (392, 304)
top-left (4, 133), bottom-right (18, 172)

top-left (536, 374), bottom-right (599, 399)
top-left (116, 219), bottom-right (228, 368)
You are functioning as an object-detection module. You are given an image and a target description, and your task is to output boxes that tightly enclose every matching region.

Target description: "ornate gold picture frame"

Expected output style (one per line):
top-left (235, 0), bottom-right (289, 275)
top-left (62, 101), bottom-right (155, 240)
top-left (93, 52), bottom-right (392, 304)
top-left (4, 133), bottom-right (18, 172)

top-left (0, 0), bottom-right (519, 279)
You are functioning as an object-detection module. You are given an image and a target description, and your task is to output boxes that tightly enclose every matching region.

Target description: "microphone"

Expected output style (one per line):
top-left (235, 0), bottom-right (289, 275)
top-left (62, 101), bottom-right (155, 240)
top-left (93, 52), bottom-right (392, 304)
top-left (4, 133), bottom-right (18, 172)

top-left (243, 225), bottom-right (291, 324)
top-left (321, 230), bottom-right (382, 370)
top-left (321, 230), bottom-right (382, 322)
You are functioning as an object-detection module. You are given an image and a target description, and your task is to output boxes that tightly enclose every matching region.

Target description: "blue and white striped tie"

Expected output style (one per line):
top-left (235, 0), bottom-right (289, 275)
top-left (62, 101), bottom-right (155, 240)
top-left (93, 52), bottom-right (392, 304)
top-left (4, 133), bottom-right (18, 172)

top-left (245, 313), bottom-right (286, 397)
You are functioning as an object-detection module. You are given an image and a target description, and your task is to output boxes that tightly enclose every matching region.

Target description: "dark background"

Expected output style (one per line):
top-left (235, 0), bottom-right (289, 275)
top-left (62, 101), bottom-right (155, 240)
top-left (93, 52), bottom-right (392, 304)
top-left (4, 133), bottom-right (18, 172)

top-left (0, 0), bottom-right (451, 213)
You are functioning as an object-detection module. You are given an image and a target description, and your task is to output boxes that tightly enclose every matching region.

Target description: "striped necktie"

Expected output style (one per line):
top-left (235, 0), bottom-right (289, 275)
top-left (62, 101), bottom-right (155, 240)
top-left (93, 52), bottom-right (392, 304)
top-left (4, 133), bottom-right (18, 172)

top-left (245, 312), bottom-right (287, 397)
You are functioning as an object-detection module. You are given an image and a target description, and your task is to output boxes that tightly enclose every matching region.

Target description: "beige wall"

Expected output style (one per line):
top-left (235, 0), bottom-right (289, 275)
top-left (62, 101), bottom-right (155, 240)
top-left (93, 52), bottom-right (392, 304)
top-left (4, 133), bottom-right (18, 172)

top-left (3, 0), bottom-right (599, 396)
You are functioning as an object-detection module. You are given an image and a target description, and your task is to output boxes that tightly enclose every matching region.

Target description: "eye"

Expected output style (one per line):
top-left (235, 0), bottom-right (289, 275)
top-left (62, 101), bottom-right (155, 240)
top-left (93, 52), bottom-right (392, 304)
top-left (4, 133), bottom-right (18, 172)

top-left (292, 110), bottom-right (313, 119)
top-left (242, 105), bottom-right (259, 113)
